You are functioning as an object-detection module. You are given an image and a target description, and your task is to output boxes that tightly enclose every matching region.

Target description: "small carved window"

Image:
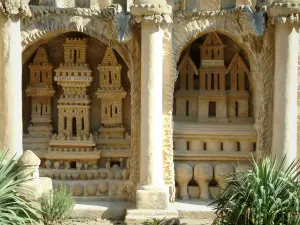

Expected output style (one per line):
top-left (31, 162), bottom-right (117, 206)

top-left (211, 73), bottom-right (214, 90)
top-left (40, 71), bottom-right (42, 83)
top-left (186, 100), bottom-right (189, 116)
top-left (115, 107), bottom-right (118, 114)
top-left (235, 101), bottom-right (239, 117)
top-left (81, 118), bottom-right (84, 130)
top-left (205, 73), bottom-right (208, 89)
top-left (237, 73), bottom-right (239, 91)
top-left (72, 117), bottom-right (77, 136)
top-left (40, 103), bottom-right (43, 116)
top-left (217, 73), bottom-right (220, 90)
top-left (208, 101), bottom-right (216, 117)
top-left (74, 50), bottom-right (77, 64)
top-left (109, 71), bottom-right (112, 84)
top-left (64, 117), bottom-right (67, 130)
top-left (185, 74), bottom-right (188, 90)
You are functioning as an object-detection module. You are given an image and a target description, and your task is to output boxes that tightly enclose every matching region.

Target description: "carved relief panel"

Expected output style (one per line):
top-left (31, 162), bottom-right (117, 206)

top-left (173, 32), bottom-right (256, 201)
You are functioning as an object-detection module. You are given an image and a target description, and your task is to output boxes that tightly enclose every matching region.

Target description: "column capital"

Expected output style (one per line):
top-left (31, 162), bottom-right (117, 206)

top-left (0, 0), bottom-right (31, 18)
top-left (268, 1), bottom-right (300, 24)
top-left (130, 1), bottom-right (172, 24)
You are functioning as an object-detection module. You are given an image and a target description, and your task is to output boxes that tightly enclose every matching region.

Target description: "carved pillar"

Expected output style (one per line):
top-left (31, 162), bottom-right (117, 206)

top-left (131, 0), bottom-right (172, 210)
top-left (0, 3), bottom-right (30, 157)
top-left (268, 1), bottom-right (300, 167)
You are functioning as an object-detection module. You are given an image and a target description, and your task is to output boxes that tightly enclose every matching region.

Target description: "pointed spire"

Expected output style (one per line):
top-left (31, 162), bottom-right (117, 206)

top-left (226, 53), bottom-right (249, 75)
top-left (101, 47), bottom-right (119, 66)
top-left (203, 32), bottom-right (224, 46)
top-left (33, 47), bottom-right (50, 65)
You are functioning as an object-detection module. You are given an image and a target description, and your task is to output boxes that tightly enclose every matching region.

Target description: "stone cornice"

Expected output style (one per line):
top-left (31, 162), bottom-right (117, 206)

top-left (174, 7), bottom-right (240, 23)
top-left (130, 3), bottom-right (172, 24)
top-left (0, 0), bottom-right (31, 18)
top-left (268, 2), bottom-right (300, 24)
top-left (23, 4), bottom-right (123, 26)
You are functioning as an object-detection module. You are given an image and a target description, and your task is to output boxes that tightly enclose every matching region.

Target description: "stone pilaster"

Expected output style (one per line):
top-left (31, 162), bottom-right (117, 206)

top-left (268, 1), bottom-right (300, 167)
top-left (131, 0), bottom-right (172, 210)
top-left (0, 0), bottom-right (31, 158)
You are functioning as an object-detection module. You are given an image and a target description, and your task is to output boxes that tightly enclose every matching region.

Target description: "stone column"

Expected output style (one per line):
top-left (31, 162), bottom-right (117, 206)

top-left (269, 1), bottom-right (300, 167)
top-left (131, 0), bottom-right (172, 210)
top-left (0, 3), bottom-right (30, 158)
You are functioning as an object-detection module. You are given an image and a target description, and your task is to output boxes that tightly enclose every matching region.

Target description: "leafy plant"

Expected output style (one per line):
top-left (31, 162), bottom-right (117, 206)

top-left (143, 217), bottom-right (179, 225)
top-left (212, 157), bottom-right (300, 225)
top-left (39, 184), bottom-right (75, 225)
top-left (0, 148), bottom-right (40, 225)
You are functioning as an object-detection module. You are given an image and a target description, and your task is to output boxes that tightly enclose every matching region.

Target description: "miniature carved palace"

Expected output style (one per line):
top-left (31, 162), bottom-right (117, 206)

top-left (0, 0), bottom-right (292, 212)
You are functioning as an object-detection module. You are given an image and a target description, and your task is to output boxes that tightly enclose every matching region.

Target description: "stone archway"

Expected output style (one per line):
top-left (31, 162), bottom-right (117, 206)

top-left (170, 8), bottom-right (274, 156)
top-left (21, 11), bottom-right (141, 200)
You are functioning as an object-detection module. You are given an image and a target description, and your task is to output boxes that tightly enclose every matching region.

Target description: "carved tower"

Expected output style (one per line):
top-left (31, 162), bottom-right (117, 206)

top-left (226, 53), bottom-right (250, 120)
top-left (26, 47), bottom-right (55, 137)
top-left (96, 47), bottom-right (127, 138)
top-left (175, 52), bottom-right (199, 119)
top-left (51, 38), bottom-right (95, 151)
top-left (198, 32), bottom-right (227, 122)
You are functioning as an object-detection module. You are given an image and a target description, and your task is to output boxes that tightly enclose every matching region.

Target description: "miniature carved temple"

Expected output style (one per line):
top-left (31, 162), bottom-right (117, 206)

top-left (23, 38), bottom-right (131, 200)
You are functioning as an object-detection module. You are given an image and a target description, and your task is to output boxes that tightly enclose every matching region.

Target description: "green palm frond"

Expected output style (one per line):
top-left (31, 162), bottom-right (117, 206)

top-left (0, 148), bottom-right (40, 225)
top-left (211, 156), bottom-right (300, 225)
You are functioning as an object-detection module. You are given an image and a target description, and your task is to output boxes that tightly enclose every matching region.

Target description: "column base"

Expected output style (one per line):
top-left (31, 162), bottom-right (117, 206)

top-left (136, 185), bottom-right (169, 210)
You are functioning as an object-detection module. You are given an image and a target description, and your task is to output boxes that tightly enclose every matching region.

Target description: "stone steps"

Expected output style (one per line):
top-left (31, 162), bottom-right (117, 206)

top-left (72, 200), bottom-right (216, 224)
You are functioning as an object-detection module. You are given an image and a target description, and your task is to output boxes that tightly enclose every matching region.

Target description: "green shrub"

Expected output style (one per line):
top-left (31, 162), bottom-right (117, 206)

top-left (39, 184), bottom-right (75, 225)
top-left (0, 148), bottom-right (40, 225)
top-left (212, 157), bottom-right (300, 225)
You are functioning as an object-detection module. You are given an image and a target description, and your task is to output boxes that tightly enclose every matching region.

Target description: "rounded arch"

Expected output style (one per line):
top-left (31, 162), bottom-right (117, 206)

top-left (21, 20), bottom-right (142, 199)
top-left (172, 18), bottom-right (264, 124)
top-left (21, 14), bottom-right (134, 82)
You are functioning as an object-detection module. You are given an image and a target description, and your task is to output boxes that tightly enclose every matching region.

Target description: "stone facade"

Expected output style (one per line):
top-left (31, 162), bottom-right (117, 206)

top-left (0, 0), bottom-right (298, 220)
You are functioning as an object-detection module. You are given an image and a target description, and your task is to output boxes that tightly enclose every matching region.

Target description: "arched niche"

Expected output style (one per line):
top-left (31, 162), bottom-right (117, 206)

top-left (22, 32), bottom-right (131, 137)
top-left (174, 32), bottom-right (253, 122)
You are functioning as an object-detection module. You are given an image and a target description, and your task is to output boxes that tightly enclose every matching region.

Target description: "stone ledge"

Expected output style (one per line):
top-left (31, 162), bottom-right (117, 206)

top-left (72, 200), bottom-right (133, 220)
top-left (131, 3), bottom-right (172, 16)
top-left (268, 2), bottom-right (300, 24)
top-left (125, 208), bottom-right (179, 225)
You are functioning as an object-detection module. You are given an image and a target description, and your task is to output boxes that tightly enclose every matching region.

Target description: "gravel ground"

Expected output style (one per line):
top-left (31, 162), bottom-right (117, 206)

top-left (64, 218), bottom-right (124, 225)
